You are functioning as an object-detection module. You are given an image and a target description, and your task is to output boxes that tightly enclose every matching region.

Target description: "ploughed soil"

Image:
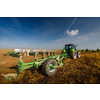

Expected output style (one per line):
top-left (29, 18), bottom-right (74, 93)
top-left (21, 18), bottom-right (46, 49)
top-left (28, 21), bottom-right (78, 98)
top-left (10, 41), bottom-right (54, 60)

top-left (0, 49), bottom-right (100, 84)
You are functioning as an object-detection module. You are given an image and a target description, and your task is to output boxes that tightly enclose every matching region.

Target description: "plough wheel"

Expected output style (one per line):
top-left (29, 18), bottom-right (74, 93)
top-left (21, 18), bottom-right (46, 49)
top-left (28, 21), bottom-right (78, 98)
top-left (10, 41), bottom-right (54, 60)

top-left (42, 58), bottom-right (58, 76)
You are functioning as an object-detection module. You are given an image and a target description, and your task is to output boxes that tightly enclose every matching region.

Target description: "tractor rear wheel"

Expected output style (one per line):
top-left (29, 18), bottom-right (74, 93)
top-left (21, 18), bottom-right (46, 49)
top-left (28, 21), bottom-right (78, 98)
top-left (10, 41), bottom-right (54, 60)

top-left (70, 51), bottom-right (77, 59)
top-left (42, 58), bottom-right (58, 76)
top-left (77, 51), bottom-right (81, 58)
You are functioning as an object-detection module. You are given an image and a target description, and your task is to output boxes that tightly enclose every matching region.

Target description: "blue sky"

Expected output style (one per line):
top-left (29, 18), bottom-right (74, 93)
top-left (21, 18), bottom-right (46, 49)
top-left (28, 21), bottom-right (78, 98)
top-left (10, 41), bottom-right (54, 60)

top-left (0, 17), bottom-right (100, 50)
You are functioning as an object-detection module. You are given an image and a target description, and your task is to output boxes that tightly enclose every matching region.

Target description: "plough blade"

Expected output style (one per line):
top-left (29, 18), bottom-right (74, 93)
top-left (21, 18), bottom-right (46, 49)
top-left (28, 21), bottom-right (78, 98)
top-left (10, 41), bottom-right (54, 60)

top-left (2, 73), bottom-right (18, 81)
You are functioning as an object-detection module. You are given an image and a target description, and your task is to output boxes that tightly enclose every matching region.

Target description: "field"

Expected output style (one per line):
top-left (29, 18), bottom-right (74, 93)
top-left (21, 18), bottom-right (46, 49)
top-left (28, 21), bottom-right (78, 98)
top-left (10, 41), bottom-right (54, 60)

top-left (0, 49), bottom-right (100, 84)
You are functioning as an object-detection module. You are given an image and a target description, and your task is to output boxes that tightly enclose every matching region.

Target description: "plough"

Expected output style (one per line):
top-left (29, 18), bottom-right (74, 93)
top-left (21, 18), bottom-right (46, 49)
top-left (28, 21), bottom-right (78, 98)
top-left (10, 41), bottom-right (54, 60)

top-left (2, 44), bottom-right (81, 82)
top-left (2, 49), bottom-right (68, 81)
top-left (6, 49), bottom-right (30, 57)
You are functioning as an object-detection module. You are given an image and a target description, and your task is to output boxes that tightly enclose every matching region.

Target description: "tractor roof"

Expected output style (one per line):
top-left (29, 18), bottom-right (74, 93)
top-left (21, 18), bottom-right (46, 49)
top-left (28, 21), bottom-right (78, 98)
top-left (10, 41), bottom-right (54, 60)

top-left (65, 44), bottom-right (74, 46)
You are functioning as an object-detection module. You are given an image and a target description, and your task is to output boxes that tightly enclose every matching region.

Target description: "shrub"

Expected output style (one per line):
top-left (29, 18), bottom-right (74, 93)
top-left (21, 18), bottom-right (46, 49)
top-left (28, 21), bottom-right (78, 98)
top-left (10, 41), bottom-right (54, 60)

top-left (97, 48), bottom-right (100, 52)
top-left (86, 49), bottom-right (89, 52)
top-left (81, 50), bottom-right (84, 52)
top-left (92, 50), bottom-right (97, 52)
top-left (88, 50), bottom-right (92, 52)
top-left (92, 50), bottom-right (94, 52)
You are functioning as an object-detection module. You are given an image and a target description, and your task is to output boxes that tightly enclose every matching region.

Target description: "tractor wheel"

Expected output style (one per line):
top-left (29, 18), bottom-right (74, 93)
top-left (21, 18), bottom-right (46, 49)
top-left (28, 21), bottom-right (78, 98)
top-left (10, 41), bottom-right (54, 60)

top-left (42, 58), bottom-right (58, 76)
top-left (70, 51), bottom-right (77, 59)
top-left (77, 51), bottom-right (81, 58)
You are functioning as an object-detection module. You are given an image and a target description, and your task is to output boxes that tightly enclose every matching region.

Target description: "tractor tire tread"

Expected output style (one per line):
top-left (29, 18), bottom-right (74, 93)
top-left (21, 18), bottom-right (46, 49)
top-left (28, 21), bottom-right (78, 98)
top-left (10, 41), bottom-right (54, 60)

top-left (42, 58), bottom-right (57, 76)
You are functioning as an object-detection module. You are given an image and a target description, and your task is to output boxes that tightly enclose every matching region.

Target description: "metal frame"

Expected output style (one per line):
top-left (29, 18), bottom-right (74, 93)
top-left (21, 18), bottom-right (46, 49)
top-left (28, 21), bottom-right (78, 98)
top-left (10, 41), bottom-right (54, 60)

top-left (3, 50), bottom-right (68, 81)
top-left (18, 52), bottom-right (68, 74)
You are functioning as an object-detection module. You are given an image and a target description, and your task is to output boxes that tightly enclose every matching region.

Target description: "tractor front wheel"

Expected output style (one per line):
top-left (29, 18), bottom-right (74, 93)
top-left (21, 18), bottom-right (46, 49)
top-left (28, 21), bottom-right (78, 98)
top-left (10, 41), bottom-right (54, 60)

top-left (42, 58), bottom-right (58, 76)
top-left (70, 51), bottom-right (77, 59)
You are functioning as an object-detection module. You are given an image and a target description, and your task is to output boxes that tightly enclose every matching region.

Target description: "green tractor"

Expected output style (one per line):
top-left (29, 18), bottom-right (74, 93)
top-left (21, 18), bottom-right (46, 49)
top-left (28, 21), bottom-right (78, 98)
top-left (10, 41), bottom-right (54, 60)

top-left (62, 44), bottom-right (81, 59)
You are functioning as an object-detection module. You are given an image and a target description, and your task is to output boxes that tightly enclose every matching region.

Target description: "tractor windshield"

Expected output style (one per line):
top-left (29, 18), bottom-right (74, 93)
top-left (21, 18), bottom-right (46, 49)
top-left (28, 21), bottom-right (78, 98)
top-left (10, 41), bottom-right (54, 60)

top-left (65, 45), bottom-right (71, 49)
top-left (65, 45), bottom-right (75, 50)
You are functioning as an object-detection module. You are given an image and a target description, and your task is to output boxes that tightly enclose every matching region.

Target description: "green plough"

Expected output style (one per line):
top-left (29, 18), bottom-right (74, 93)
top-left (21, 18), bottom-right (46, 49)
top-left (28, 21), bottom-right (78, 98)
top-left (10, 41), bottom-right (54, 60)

top-left (7, 51), bottom-right (20, 57)
top-left (2, 50), bottom-right (68, 81)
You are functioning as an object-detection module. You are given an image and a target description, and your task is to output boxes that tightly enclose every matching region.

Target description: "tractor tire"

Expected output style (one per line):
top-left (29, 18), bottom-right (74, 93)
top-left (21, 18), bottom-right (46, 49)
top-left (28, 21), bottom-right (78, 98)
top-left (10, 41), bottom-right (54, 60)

top-left (42, 58), bottom-right (58, 76)
top-left (77, 51), bottom-right (81, 58)
top-left (70, 51), bottom-right (77, 59)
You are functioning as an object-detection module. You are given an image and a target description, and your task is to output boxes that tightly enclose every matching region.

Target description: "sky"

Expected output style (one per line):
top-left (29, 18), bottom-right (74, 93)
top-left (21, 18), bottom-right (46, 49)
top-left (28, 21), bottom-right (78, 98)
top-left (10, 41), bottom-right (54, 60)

top-left (0, 17), bottom-right (100, 50)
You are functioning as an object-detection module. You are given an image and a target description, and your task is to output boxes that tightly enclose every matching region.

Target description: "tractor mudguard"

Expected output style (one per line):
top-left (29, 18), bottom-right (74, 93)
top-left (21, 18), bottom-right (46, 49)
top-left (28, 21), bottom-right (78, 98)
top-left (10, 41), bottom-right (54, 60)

top-left (62, 49), bottom-right (66, 53)
top-left (70, 49), bottom-right (75, 52)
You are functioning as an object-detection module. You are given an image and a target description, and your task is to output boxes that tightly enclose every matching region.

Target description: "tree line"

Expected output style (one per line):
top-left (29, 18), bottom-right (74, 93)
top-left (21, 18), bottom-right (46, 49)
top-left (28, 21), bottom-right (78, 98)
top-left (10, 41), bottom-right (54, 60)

top-left (81, 48), bottom-right (100, 52)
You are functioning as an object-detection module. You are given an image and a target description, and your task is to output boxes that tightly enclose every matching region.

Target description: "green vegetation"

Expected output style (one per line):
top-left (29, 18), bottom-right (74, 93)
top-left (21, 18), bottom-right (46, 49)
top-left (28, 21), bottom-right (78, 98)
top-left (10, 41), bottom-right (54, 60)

top-left (77, 48), bottom-right (100, 52)
top-left (85, 49), bottom-right (88, 52)
top-left (97, 48), bottom-right (100, 52)
top-left (76, 50), bottom-right (82, 52)
top-left (81, 50), bottom-right (84, 52)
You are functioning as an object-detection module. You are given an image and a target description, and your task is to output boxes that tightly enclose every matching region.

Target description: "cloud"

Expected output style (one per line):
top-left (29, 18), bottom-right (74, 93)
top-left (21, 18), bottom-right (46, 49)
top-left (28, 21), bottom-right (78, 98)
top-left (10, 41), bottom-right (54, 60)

top-left (83, 37), bottom-right (88, 40)
top-left (66, 29), bottom-right (79, 37)
top-left (78, 37), bottom-right (88, 40)
top-left (0, 37), bottom-right (38, 49)
top-left (78, 36), bottom-right (81, 38)
top-left (62, 17), bottom-right (77, 38)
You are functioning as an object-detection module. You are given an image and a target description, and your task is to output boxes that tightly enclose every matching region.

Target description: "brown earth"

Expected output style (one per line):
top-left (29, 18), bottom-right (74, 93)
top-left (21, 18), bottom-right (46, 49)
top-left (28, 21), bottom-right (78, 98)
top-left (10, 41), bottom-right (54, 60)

top-left (0, 49), bottom-right (100, 84)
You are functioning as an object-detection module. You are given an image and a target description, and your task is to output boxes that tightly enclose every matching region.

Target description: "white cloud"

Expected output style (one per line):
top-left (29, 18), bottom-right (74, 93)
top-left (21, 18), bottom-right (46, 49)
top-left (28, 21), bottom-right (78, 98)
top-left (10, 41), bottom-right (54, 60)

top-left (83, 37), bottom-right (88, 40)
top-left (62, 17), bottom-right (77, 38)
top-left (78, 37), bottom-right (88, 40)
top-left (78, 36), bottom-right (81, 38)
top-left (66, 29), bottom-right (79, 37)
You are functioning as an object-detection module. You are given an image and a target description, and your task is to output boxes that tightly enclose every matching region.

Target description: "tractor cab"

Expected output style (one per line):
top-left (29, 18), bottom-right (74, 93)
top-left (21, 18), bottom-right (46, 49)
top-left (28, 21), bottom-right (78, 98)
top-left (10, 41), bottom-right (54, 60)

top-left (64, 44), bottom-right (76, 50)
top-left (63, 44), bottom-right (76, 56)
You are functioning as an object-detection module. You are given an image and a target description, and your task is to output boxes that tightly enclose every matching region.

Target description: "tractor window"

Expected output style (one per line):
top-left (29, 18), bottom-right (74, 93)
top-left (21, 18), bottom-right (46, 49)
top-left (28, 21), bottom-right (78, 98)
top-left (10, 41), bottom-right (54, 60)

top-left (71, 45), bottom-right (76, 50)
top-left (74, 46), bottom-right (76, 50)
top-left (65, 45), bottom-right (69, 49)
top-left (69, 46), bottom-right (71, 49)
top-left (71, 45), bottom-right (74, 49)
top-left (65, 45), bottom-right (72, 49)
top-left (65, 45), bottom-right (76, 50)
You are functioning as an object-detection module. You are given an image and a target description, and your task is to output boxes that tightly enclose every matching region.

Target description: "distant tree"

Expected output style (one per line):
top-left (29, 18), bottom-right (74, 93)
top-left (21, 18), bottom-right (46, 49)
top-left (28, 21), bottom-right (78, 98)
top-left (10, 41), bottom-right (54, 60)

top-left (86, 49), bottom-right (89, 52)
top-left (97, 48), bottom-right (100, 52)
top-left (81, 50), bottom-right (84, 52)
top-left (92, 50), bottom-right (94, 52)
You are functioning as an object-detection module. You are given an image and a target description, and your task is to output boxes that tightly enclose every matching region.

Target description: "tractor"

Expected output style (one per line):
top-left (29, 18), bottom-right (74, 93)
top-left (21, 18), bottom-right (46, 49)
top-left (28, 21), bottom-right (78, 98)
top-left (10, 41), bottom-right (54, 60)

top-left (62, 44), bottom-right (81, 59)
